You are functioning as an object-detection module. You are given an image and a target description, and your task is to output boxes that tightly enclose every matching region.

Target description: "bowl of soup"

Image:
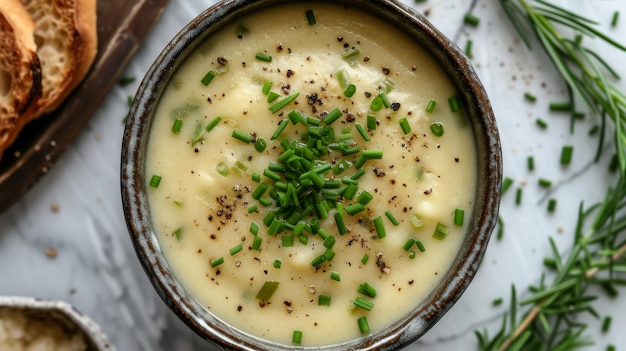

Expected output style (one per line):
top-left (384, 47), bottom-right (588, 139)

top-left (121, 0), bottom-right (501, 349)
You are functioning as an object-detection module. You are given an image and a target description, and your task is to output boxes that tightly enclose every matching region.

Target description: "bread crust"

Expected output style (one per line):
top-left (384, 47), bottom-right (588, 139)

top-left (21, 0), bottom-right (98, 116)
top-left (0, 0), bottom-right (42, 158)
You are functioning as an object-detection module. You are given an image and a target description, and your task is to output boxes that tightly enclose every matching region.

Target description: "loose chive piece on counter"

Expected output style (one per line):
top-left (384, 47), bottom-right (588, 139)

top-left (269, 92), bottom-right (300, 113)
top-left (612, 11), bottom-right (620, 28)
top-left (527, 156), bottom-right (535, 171)
top-left (430, 122), bottom-right (444, 137)
top-left (515, 187), bottom-right (523, 205)
top-left (201, 70), bottom-right (217, 86)
top-left (560, 145), bottom-right (574, 165)
top-left (232, 129), bottom-right (253, 144)
top-left (358, 316), bottom-right (370, 334)
top-left (426, 99), bottom-right (436, 113)
top-left (205, 116), bottom-right (222, 132)
top-left (255, 52), bottom-right (272, 62)
top-left (602, 316), bottom-right (612, 333)
top-left (399, 117), bottom-right (411, 134)
top-left (549, 101), bottom-right (572, 112)
top-left (432, 222), bottom-right (449, 240)
top-left (256, 281), bottom-right (280, 302)
top-left (464, 39), bottom-right (473, 58)
top-left (464, 12), bottom-right (480, 26)
top-left (547, 198), bottom-right (557, 213)
top-left (211, 257), bottom-right (224, 268)
top-left (536, 118), bottom-right (548, 129)
top-left (538, 178), bottom-right (552, 188)
top-left (524, 92), bottom-right (537, 103)
top-left (305, 9), bottom-right (316, 25)
top-left (149, 174), bottom-right (162, 188)
top-left (501, 177), bottom-right (514, 195)
top-left (171, 119), bottom-right (183, 133)
top-left (454, 209), bottom-right (465, 226)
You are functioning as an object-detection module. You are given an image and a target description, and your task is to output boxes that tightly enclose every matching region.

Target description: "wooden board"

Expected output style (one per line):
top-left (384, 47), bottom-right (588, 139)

top-left (0, 0), bottom-right (171, 213)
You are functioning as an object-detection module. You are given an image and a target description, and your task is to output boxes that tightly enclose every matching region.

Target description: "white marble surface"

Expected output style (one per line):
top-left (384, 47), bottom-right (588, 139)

top-left (1, 0), bottom-right (625, 350)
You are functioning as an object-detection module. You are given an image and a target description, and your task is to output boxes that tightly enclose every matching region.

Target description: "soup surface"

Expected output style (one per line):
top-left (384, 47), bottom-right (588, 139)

top-left (146, 2), bottom-right (476, 346)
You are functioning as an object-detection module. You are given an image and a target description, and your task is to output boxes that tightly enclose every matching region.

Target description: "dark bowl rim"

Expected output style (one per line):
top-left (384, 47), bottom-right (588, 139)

top-left (121, 0), bottom-right (502, 350)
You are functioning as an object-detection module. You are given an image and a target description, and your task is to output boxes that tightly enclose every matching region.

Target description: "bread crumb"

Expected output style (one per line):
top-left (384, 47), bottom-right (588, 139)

top-left (51, 202), bottom-right (60, 212)
top-left (45, 247), bottom-right (58, 258)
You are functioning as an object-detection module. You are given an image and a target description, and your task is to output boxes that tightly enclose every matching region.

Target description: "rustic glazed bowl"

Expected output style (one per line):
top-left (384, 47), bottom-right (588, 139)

top-left (121, 0), bottom-right (502, 350)
top-left (0, 296), bottom-right (113, 351)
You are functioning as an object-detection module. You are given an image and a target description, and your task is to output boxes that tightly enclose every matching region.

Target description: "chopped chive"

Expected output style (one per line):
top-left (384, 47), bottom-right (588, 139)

top-left (353, 296), bottom-right (374, 311)
top-left (358, 316), bottom-right (370, 334)
top-left (232, 129), bottom-right (253, 143)
top-left (191, 122), bottom-right (204, 146)
top-left (282, 235), bottom-right (294, 247)
top-left (432, 222), bottom-right (449, 240)
top-left (430, 122), bottom-right (444, 136)
top-left (256, 281), bottom-right (280, 301)
top-left (292, 330), bottom-right (303, 344)
top-left (149, 174), bottom-right (162, 188)
top-left (230, 244), bottom-right (243, 256)
top-left (454, 209), bottom-right (465, 226)
top-left (311, 254), bottom-right (326, 267)
top-left (464, 39), bottom-right (473, 57)
top-left (403, 238), bottom-right (416, 251)
top-left (211, 257), bottom-right (224, 268)
top-left (250, 222), bottom-right (259, 235)
top-left (201, 71), bottom-right (217, 86)
top-left (330, 271), bottom-right (341, 281)
top-left (361, 254), bottom-right (369, 265)
top-left (357, 191), bottom-right (374, 205)
top-left (399, 117), bottom-right (411, 134)
top-left (367, 114), bottom-right (377, 130)
top-left (515, 187), bottom-right (523, 205)
top-left (322, 108), bottom-right (343, 125)
top-left (255, 52), bottom-right (272, 62)
top-left (334, 211), bottom-right (347, 235)
top-left (118, 76), bottom-right (136, 86)
top-left (416, 240), bottom-right (426, 252)
top-left (271, 119), bottom-right (290, 140)
top-left (549, 101), bottom-right (572, 111)
top-left (464, 12), bottom-right (480, 26)
top-left (273, 259), bottom-right (282, 269)
top-left (357, 282), bottom-right (377, 298)
top-left (527, 156), bottom-right (535, 171)
top-left (560, 145), bottom-right (574, 165)
top-left (344, 84), bottom-right (357, 97)
top-left (171, 119), bottom-right (183, 133)
top-left (538, 178), bottom-right (552, 188)
top-left (269, 92), bottom-right (300, 113)
top-left (361, 149), bottom-right (383, 159)
top-left (355, 123), bottom-right (371, 142)
top-left (492, 297), bottom-right (503, 306)
top-left (345, 203), bottom-right (365, 215)
top-left (252, 236), bottom-right (262, 250)
top-left (502, 177), bottom-right (514, 195)
top-left (374, 216), bottom-right (387, 239)
top-left (342, 46), bottom-right (360, 60)
top-left (536, 118), bottom-right (548, 129)
top-left (255, 137), bottom-right (267, 152)
top-left (318, 294), bottom-right (331, 306)
top-left (425, 99), bottom-right (436, 113)
top-left (448, 95), bottom-right (461, 112)
top-left (547, 198), bottom-right (557, 213)
top-left (173, 227), bottom-right (183, 240)
top-left (602, 316), bottom-right (612, 333)
top-left (247, 205), bottom-right (257, 213)
top-left (262, 80), bottom-right (272, 95)
top-left (496, 216), bottom-right (504, 240)
top-left (379, 93), bottom-right (391, 108)
top-left (384, 210), bottom-right (400, 226)
top-left (408, 250), bottom-right (416, 259)
top-left (267, 91), bottom-right (281, 103)
top-left (205, 117), bottom-right (221, 133)
top-left (611, 11), bottom-right (620, 28)
top-left (305, 9), bottom-right (316, 25)
top-left (524, 92), bottom-right (537, 103)
top-left (370, 96), bottom-right (383, 111)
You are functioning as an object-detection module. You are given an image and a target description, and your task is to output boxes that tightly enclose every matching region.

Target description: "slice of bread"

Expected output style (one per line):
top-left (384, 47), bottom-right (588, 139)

top-left (0, 0), bottom-right (42, 158)
top-left (21, 0), bottom-right (97, 116)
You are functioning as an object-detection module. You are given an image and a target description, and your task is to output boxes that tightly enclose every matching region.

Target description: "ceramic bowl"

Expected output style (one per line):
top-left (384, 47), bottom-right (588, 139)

top-left (0, 296), bottom-right (113, 351)
top-left (121, 0), bottom-right (502, 349)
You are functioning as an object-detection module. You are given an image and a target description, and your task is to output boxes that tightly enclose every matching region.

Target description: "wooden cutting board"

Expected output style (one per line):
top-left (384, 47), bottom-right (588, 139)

top-left (0, 0), bottom-right (171, 214)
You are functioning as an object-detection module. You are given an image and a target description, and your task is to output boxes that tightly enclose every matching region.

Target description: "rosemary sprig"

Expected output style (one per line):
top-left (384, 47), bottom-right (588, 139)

top-left (476, 1), bottom-right (626, 350)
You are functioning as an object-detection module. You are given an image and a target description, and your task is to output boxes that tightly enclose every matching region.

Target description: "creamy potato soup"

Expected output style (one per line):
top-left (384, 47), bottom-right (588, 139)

top-left (146, 2), bottom-right (476, 346)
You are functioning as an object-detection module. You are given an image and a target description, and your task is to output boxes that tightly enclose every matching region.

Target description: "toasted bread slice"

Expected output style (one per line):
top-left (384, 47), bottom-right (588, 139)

top-left (21, 0), bottom-right (97, 116)
top-left (0, 0), bottom-right (42, 158)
